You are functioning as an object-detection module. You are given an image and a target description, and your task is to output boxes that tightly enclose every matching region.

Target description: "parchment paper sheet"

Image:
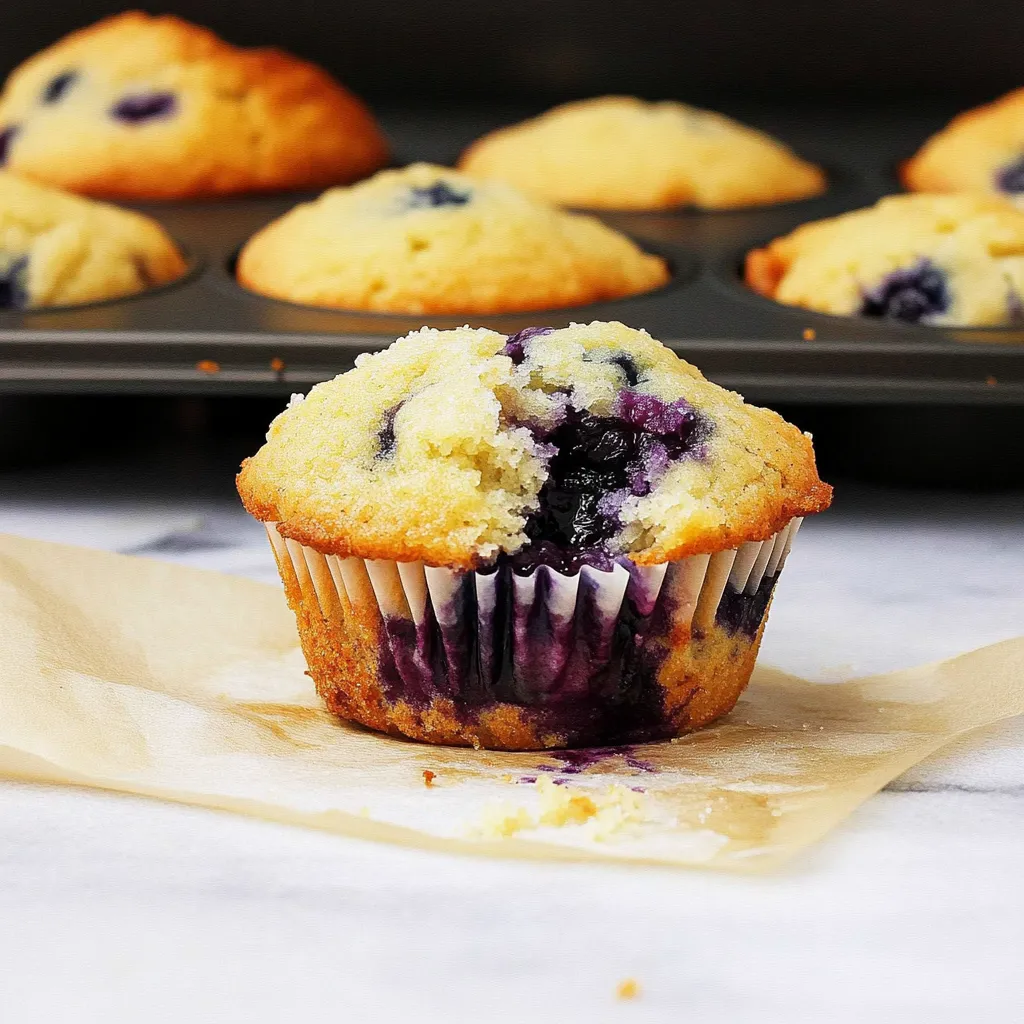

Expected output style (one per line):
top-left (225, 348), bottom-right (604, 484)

top-left (1, 532), bottom-right (1021, 871)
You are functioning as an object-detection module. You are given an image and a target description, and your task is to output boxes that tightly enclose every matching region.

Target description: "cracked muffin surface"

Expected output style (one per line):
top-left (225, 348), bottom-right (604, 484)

top-left (237, 321), bottom-right (830, 569)
top-left (458, 96), bottom-right (826, 211)
top-left (745, 193), bottom-right (1024, 328)
top-left (0, 171), bottom-right (186, 308)
top-left (236, 164), bottom-right (670, 314)
top-left (0, 11), bottom-right (388, 199)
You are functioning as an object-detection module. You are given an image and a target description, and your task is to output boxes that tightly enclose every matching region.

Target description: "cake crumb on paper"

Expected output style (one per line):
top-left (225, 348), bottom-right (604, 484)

top-left (470, 776), bottom-right (647, 840)
top-left (422, 769), bottom-right (436, 787)
top-left (616, 978), bottom-right (640, 1000)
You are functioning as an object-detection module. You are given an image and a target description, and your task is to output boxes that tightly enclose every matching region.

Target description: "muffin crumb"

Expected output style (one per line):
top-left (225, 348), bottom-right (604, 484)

top-left (422, 769), bottom-right (436, 787)
top-left (616, 979), bottom-right (641, 1000)
top-left (196, 359), bottom-right (220, 374)
top-left (802, 328), bottom-right (816, 341)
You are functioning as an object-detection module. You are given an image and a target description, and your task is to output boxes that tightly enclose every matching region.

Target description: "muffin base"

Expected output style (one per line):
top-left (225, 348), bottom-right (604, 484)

top-left (267, 526), bottom-right (798, 751)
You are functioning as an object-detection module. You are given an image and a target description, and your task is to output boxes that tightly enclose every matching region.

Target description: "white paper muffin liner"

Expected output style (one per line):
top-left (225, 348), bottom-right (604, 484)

top-left (265, 518), bottom-right (802, 711)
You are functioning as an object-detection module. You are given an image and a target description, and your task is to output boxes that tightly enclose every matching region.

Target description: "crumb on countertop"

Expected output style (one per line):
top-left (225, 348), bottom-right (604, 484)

top-left (270, 357), bottom-right (286, 373)
top-left (802, 328), bottom-right (816, 341)
top-left (616, 978), bottom-right (641, 1000)
top-left (196, 359), bottom-right (220, 374)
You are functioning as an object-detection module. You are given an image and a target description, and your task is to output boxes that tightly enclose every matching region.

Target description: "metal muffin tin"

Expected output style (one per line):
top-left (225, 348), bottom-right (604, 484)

top-left (1, 107), bottom-right (1022, 405)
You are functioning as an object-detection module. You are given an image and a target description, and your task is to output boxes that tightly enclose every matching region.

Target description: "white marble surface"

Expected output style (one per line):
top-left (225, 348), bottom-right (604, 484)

top-left (1, 447), bottom-right (1023, 1022)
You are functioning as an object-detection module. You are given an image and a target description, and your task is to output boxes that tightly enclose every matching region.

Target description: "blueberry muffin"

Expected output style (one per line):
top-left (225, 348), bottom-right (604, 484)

top-left (903, 90), bottom-right (1024, 202)
top-left (237, 164), bottom-right (670, 314)
top-left (457, 96), bottom-right (826, 211)
top-left (237, 321), bottom-right (831, 750)
top-left (745, 194), bottom-right (1024, 328)
top-left (0, 171), bottom-right (186, 309)
top-left (0, 12), bottom-right (388, 199)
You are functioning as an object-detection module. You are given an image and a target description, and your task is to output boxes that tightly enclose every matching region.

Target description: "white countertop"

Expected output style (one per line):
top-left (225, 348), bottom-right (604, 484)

top-left (1, 447), bottom-right (1023, 1022)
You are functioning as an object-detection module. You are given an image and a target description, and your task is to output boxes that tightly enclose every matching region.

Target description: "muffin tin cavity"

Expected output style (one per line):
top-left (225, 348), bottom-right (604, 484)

top-left (1, 110), bottom-right (1023, 404)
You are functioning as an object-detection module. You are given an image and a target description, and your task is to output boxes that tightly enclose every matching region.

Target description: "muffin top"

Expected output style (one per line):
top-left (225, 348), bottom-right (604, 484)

top-left (236, 163), bottom-right (670, 314)
top-left (0, 12), bottom-right (388, 199)
top-left (0, 171), bottom-right (186, 309)
top-left (903, 90), bottom-right (1024, 202)
top-left (238, 322), bottom-right (830, 570)
top-left (457, 96), bottom-right (826, 211)
top-left (746, 193), bottom-right (1024, 328)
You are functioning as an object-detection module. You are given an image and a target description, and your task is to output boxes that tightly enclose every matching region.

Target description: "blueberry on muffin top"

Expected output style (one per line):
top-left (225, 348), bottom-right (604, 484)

top-left (237, 321), bottom-right (830, 569)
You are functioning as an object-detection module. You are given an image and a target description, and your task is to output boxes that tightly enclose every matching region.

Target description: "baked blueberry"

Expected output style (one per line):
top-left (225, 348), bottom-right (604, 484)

top-left (375, 401), bottom-right (404, 459)
top-left (110, 92), bottom-right (177, 124)
top-left (0, 256), bottom-right (29, 309)
top-left (996, 156), bottom-right (1024, 195)
top-left (41, 70), bottom-right (77, 104)
top-left (0, 126), bottom-right (17, 166)
top-left (406, 181), bottom-right (471, 209)
top-left (502, 326), bottom-right (552, 365)
top-left (861, 259), bottom-right (950, 324)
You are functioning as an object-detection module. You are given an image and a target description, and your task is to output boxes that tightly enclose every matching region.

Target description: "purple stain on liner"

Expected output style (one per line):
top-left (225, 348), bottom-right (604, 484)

top-left (539, 745), bottom-right (656, 774)
top-left (715, 573), bottom-right (779, 638)
top-left (860, 259), bottom-right (950, 324)
top-left (110, 91), bottom-right (177, 124)
top-left (995, 155), bottom-right (1024, 195)
top-left (0, 126), bottom-right (19, 166)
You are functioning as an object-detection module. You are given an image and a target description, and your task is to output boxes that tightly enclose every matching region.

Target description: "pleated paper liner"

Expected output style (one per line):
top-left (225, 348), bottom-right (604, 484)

top-left (1, 532), bottom-right (1023, 871)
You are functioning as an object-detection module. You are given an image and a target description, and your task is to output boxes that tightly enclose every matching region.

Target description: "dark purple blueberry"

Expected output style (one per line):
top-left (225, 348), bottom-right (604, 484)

top-left (995, 155), bottom-right (1024, 194)
top-left (406, 181), bottom-right (471, 209)
top-left (861, 259), bottom-right (950, 324)
top-left (375, 401), bottom-right (404, 459)
top-left (609, 353), bottom-right (642, 387)
top-left (501, 326), bottom-right (552, 365)
top-left (0, 256), bottom-right (30, 310)
top-left (0, 126), bottom-right (18, 166)
top-left (42, 70), bottom-right (77, 104)
top-left (512, 399), bottom-right (707, 574)
top-left (110, 92), bottom-right (177, 124)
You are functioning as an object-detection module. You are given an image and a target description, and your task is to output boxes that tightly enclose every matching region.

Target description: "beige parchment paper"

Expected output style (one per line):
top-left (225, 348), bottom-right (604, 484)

top-left (1, 531), bottom-right (1022, 872)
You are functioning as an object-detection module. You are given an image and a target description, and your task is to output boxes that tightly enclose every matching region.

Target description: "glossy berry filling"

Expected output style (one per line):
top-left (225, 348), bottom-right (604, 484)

top-left (0, 256), bottom-right (30, 310)
top-left (406, 181), bottom-right (471, 209)
top-left (110, 92), bottom-right (177, 124)
top-left (995, 156), bottom-right (1024, 194)
top-left (42, 70), bottom-right (77, 104)
top-left (0, 126), bottom-right (18, 166)
top-left (861, 259), bottom-right (950, 324)
top-left (513, 393), bottom-right (702, 573)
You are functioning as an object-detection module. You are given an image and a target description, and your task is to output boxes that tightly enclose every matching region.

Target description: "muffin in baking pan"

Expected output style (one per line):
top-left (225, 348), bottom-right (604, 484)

top-left (745, 193), bottom-right (1024, 328)
top-left (238, 321), bottom-right (831, 750)
top-left (236, 163), bottom-right (670, 314)
top-left (903, 90), bottom-right (1024, 203)
top-left (0, 11), bottom-right (388, 200)
top-left (0, 171), bottom-right (186, 310)
top-left (458, 96), bottom-right (826, 211)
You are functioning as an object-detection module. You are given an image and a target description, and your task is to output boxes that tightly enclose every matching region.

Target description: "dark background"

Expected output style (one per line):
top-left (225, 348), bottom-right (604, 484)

top-left (2, 1), bottom-right (1022, 108)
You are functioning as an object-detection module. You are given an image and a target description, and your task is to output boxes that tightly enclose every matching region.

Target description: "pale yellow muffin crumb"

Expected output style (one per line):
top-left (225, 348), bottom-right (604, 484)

top-left (459, 96), bottom-right (825, 211)
top-left (237, 163), bottom-right (669, 314)
top-left (746, 193), bottom-right (1024, 327)
top-left (0, 171), bottom-right (185, 308)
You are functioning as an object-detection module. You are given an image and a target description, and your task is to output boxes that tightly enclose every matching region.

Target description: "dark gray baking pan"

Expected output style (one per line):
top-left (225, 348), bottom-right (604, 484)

top-left (0, 106), bottom-right (1022, 409)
